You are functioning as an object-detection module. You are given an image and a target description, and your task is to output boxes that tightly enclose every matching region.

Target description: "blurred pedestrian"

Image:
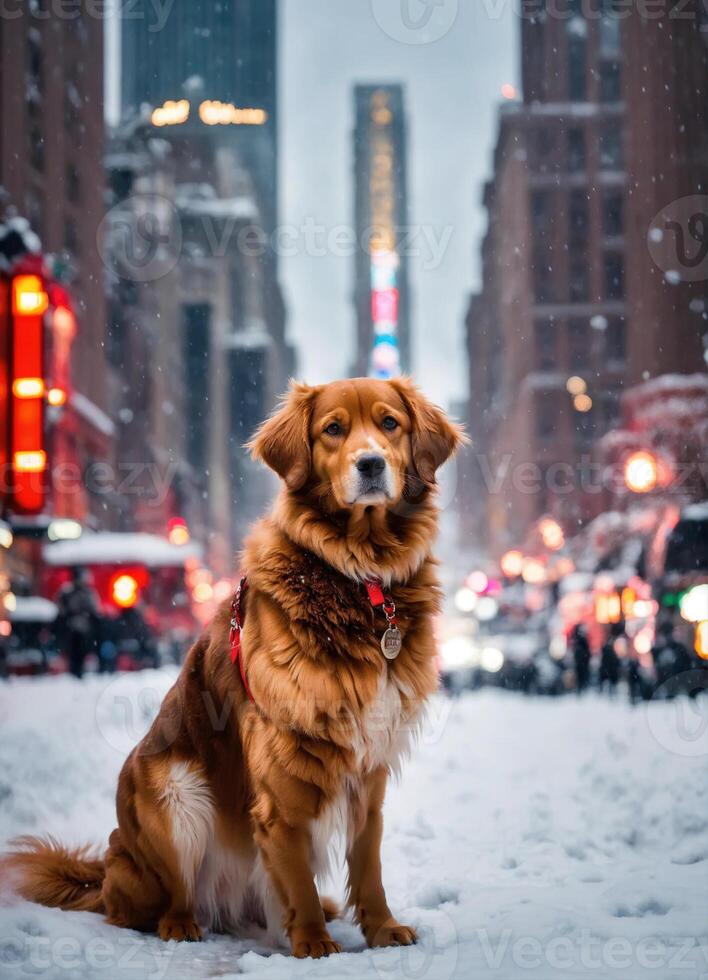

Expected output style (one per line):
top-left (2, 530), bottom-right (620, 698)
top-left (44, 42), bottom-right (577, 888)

top-left (599, 625), bottom-right (621, 697)
top-left (114, 604), bottom-right (158, 670)
top-left (652, 620), bottom-right (694, 696)
top-left (627, 652), bottom-right (643, 705)
top-left (570, 623), bottom-right (592, 694)
top-left (55, 567), bottom-right (100, 678)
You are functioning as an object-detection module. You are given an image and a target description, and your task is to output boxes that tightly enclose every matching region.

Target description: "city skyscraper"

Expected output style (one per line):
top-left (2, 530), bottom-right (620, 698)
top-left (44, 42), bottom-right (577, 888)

top-left (114, 0), bottom-right (293, 554)
top-left (462, 1), bottom-right (707, 554)
top-left (120, 0), bottom-right (278, 233)
top-left (352, 84), bottom-right (411, 378)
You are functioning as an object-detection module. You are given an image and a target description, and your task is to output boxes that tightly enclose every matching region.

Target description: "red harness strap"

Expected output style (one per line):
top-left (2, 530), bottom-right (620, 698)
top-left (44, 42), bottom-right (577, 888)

top-left (229, 577), bottom-right (255, 704)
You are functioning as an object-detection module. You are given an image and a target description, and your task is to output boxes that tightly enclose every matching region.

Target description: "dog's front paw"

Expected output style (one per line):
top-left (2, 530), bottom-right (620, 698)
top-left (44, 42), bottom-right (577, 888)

top-left (367, 920), bottom-right (417, 948)
top-left (290, 926), bottom-right (342, 959)
top-left (158, 914), bottom-right (202, 942)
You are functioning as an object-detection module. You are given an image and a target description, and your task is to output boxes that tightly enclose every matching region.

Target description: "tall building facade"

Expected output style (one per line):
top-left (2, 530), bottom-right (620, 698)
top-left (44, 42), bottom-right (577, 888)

top-left (116, 0), bottom-right (292, 555)
top-left (352, 84), bottom-right (411, 378)
top-left (105, 119), bottom-right (293, 564)
top-left (0, 4), bottom-right (112, 578)
top-left (0, 4), bottom-right (108, 421)
top-left (464, 1), bottom-right (707, 555)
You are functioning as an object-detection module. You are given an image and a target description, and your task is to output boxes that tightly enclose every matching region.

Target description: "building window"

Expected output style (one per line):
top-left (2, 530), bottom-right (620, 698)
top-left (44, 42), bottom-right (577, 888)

top-left (606, 317), bottom-right (626, 363)
top-left (567, 127), bottom-right (585, 172)
top-left (568, 189), bottom-right (588, 243)
top-left (27, 33), bottom-right (43, 94)
top-left (229, 348), bottom-right (267, 468)
top-left (569, 261), bottom-right (589, 303)
top-left (600, 124), bottom-right (623, 169)
top-left (604, 252), bottom-right (624, 299)
top-left (536, 394), bottom-right (556, 442)
top-left (66, 162), bottom-right (81, 205)
top-left (533, 128), bottom-right (556, 171)
top-left (568, 319), bottom-right (588, 369)
top-left (183, 304), bottom-right (212, 473)
top-left (64, 216), bottom-right (79, 256)
top-left (603, 191), bottom-right (623, 237)
top-left (64, 90), bottom-right (79, 138)
top-left (531, 190), bottom-right (551, 234)
top-left (600, 61), bottom-right (621, 103)
top-left (533, 248), bottom-right (554, 304)
top-left (535, 318), bottom-right (557, 370)
top-left (567, 34), bottom-right (587, 101)
top-left (574, 403), bottom-right (596, 446)
top-left (601, 391), bottom-right (621, 427)
top-left (599, 13), bottom-right (621, 57)
top-left (29, 125), bottom-right (44, 173)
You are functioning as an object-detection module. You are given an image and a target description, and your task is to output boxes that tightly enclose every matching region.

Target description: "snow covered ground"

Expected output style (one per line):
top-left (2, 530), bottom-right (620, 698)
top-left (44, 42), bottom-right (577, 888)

top-left (1, 671), bottom-right (707, 980)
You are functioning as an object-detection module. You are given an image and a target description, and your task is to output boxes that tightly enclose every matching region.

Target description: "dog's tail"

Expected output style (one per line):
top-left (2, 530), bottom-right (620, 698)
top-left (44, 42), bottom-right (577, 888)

top-left (320, 895), bottom-right (341, 922)
top-left (0, 836), bottom-right (105, 913)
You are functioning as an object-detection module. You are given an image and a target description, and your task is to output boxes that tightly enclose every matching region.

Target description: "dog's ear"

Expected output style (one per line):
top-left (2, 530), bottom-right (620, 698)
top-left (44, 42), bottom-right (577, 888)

top-left (247, 381), bottom-right (321, 491)
top-left (391, 376), bottom-right (469, 488)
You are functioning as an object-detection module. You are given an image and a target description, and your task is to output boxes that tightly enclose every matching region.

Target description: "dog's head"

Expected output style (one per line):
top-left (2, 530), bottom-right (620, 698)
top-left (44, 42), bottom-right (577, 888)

top-left (249, 377), bottom-right (466, 510)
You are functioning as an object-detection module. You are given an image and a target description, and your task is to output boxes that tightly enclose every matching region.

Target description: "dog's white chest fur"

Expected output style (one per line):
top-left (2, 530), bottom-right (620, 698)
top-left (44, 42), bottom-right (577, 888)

top-left (310, 671), bottom-right (422, 878)
top-left (352, 670), bottom-right (417, 774)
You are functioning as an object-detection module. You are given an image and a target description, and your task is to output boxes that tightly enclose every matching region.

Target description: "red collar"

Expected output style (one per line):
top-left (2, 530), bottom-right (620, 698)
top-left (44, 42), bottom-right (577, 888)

top-left (363, 579), bottom-right (398, 628)
top-left (229, 576), bottom-right (399, 704)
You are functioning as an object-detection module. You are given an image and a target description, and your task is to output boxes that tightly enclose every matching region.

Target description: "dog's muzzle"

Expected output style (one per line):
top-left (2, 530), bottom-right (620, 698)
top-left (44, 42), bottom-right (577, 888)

top-left (354, 453), bottom-right (389, 499)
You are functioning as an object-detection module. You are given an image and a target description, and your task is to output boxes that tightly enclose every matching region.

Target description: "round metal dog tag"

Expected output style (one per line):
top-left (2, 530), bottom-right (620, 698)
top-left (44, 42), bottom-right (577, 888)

top-left (381, 627), bottom-right (402, 660)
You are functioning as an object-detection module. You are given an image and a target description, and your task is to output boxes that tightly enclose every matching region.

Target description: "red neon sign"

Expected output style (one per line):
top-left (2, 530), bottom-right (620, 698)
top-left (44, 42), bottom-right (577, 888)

top-left (10, 274), bottom-right (47, 513)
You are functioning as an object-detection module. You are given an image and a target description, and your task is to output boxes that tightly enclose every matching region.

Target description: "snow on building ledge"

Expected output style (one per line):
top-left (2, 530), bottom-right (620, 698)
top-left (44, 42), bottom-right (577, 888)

top-left (70, 392), bottom-right (116, 439)
top-left (44, 532), bottom-right (202, 567)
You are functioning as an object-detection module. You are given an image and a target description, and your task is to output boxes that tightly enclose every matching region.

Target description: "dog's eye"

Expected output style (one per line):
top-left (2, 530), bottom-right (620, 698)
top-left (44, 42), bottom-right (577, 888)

top-left (324, 421), bottom-right (342, 437)
top-left (382, 416), bottom-right (398, 431)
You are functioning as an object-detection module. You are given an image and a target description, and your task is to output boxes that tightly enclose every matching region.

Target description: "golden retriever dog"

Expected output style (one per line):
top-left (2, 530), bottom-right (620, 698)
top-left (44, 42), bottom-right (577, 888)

top-left (2, 377), bottom-right (465, 959)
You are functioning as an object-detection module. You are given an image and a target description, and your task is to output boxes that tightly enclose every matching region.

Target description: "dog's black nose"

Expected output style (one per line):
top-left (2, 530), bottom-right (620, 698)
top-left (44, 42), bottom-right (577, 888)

top-left (356, 454), bottom-right (386, 478)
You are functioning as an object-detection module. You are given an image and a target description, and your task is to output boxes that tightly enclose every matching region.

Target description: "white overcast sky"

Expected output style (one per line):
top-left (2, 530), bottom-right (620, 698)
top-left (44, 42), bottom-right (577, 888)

top-left (106, 1), bottom-right (517, 409)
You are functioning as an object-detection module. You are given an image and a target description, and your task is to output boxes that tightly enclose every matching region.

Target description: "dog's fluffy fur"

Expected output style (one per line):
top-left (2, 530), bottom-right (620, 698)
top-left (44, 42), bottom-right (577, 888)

top-left (1, 377), bottom-right (465, 959)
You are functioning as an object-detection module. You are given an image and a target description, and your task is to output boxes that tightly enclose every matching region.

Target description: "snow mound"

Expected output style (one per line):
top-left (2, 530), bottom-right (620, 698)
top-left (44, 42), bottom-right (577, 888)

top-left (0, 677), bottom-right (706, 978)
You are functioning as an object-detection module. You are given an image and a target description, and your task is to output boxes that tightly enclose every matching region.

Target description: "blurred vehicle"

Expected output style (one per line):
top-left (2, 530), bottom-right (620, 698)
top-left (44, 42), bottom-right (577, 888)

top-left (5, 596), bottom-right (59, 676)
top-left (41, 532), bottom-right (203, 664)
top-left (438, 615), bottom-right (563, 696)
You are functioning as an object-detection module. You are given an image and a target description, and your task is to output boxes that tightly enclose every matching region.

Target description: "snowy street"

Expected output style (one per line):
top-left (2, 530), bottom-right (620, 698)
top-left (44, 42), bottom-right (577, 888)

top-left (1, 673), bottom-right (707, 980)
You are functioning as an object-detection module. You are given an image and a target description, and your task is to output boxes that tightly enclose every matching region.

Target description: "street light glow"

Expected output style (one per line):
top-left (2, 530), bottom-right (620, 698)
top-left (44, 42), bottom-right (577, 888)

top-left (573, 393), bottom-right (593, 412)
top-left (539, 518), bottom-right (564, 551)
top-left (680, 584), bottom-right (708, 624)
top-left (454, 587), bottom-right (478, 613)
top-left (500, 550), bottom-right (524, 578)
top-left (566, 376), bottom-right (587, 396)
top-left (111, 573), bottom-right (140, 608)
top-left (624, 451), bottom-right (658, 493)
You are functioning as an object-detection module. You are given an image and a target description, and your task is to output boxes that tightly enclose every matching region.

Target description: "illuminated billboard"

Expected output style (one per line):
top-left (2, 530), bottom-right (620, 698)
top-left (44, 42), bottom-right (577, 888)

top-left (353, 85), bottom-right (410, 378)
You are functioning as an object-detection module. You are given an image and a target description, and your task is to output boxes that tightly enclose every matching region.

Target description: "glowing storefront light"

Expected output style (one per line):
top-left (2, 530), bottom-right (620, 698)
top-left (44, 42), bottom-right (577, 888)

top-left (151, 99), bottom-right (190, 127)
top-left (150, 99), bottom-right (267, 128)
top-left (199, 101), bottom-right (268, 126)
